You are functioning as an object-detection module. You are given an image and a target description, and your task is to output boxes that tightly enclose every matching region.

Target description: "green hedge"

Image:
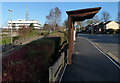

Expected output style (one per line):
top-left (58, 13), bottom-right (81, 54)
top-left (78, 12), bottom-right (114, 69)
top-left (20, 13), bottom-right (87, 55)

top-left (2, 38), bottom-right (59, 82)
top-left (25, 37), bottom-right (62, 66)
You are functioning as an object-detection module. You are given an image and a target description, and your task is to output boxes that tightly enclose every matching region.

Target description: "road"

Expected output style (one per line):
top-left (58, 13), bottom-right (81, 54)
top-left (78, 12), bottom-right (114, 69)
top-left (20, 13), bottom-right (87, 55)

top-left (61, 36), bottom-right (120, 82)
top-left (77, 34), bottom-right (120, 63)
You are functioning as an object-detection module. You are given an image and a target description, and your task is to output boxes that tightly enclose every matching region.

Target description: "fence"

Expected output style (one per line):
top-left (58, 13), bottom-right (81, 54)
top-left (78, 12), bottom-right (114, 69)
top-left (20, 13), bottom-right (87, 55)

top-left (49, 44), bottom-right (68, 83)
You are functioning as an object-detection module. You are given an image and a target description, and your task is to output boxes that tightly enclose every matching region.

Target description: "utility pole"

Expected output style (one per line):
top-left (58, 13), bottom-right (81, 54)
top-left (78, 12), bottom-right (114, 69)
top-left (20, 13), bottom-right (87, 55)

top-left (9, 9), bottom-right (13, 44)
top-left (91, 24), bottom-right (93, 34)
top-left (26, 4), bottom-right (29, 21)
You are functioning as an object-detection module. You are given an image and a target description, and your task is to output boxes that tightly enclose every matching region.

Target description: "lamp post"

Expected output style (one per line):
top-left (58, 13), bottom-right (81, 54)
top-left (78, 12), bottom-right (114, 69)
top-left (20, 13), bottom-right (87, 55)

top-left (90, 24), bottom-right (93, 34)
top-left (8, 9), bottom-right (13, 44)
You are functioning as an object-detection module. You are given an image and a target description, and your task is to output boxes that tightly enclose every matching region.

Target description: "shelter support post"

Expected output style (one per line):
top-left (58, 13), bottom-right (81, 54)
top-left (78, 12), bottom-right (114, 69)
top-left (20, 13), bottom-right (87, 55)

top-left (68, 16), bottom-right (75, 64)
top-left (68, 16), bottom-right (72, 64)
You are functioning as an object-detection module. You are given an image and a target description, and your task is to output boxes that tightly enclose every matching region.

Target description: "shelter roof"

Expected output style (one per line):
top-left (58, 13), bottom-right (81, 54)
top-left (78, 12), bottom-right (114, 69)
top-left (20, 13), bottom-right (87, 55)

top-left (66, 7), bottom-right (101, 22)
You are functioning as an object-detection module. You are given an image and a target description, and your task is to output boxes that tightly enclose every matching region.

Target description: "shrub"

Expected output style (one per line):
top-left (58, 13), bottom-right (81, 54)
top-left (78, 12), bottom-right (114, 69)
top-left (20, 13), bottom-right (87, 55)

top-left (115, 29), bottom-right (120, 34)
top-left (2, 38), bottom-right (56, 82)
top-left (58, 31), bottom-right (68, 43)
top-left (62, 31), bottom-right (68, 42)
top-left (2, 48), bottom-right (28, 82)
top-left (43, 32), bottom-right (49, 37)
top-left (106, 29), bottom-right (114, 34)
top-left (46, 37), bottom-right (62, 64)
top-left (13, 36), bottom-right (19, 42)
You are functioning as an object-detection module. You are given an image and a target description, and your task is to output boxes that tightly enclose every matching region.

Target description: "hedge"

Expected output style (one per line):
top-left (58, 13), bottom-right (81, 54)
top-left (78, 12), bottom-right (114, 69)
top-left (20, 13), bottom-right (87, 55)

top-left (2, 37), bottom-right (62, 82)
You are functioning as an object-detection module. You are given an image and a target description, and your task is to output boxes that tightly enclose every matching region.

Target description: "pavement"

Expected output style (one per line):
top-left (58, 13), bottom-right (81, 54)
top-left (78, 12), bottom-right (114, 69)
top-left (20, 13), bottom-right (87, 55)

top-left (61, 36), bottom-right (120, 82)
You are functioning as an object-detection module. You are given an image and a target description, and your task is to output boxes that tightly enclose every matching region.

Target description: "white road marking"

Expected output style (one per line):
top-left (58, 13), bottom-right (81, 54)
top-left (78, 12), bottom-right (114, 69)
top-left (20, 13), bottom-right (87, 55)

top-left (85, 38), bottom-right (120, 69)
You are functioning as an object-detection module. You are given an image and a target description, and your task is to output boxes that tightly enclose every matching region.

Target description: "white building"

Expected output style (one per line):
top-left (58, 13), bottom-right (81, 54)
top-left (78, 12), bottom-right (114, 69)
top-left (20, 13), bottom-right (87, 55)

top-left (8, 19), bottom-right (41, 30)
top-left (2, 27), bottom-right (9, 30)
top-left (105, 21), bottom-right (119, 30)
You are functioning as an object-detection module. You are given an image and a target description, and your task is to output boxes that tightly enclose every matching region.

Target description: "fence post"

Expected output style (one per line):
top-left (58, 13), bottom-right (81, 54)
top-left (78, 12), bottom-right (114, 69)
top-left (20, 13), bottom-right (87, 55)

top-left (62, 52), bottom-right (65, 67)
top-left (49, 67), bottom-right (53, 83)
top-left (67, 49), bottom-right (69, 64)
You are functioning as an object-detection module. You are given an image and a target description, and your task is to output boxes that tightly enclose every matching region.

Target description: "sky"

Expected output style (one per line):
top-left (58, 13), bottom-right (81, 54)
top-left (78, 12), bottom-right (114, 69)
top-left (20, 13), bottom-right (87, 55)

top-left (2, 2), bottom-right (118, 27)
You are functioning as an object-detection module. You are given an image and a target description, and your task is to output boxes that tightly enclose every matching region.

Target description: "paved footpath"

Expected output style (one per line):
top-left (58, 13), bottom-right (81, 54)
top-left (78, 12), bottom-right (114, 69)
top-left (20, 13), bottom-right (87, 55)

top-left (61, 37), bottom-right (120, 82)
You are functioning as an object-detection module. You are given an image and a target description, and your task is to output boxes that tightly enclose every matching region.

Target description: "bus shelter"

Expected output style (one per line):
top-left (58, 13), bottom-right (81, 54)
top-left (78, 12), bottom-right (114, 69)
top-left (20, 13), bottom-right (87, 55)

top-left (66, 7), bottom-right (101, 64)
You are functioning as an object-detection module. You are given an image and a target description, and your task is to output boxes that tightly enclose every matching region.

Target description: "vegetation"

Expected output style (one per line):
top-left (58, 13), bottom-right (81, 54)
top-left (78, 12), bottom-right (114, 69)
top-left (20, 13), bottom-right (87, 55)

top-left (63, 19), bottom-right (68, 28)
top-left (115, 29), bottom-right (120, 34)
top-left (85, 15), bottom-right (100, 25)
top-left (2, 26), bottom-right (68, 82)
top-left (46, 7), bottom-right (62, 31)
top-left (43, 24), bottom-right (52, 32)
top-left (101, 11), bottom-right (111, 22)
top-left (2, 37), bottom-right (63, 82)
top-left (18, 25), bottom-right (34, 38)
top-left (44, 30), bottom-right (68, 43)
top-left (118, 11), bottom-right (120, 21)
top-left (0, 31), bottom-right (42, 45)
top-left (0, 37), bottom-right (11, 45)
top-left (106, 29), bottom-right (114, 34)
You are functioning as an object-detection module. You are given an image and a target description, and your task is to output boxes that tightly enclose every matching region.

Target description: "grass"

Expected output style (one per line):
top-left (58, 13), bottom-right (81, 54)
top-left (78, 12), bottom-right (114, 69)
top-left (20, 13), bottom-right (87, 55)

top-left (46, 30), bottom-right (68, 44)
top-left (48, 31), bottom-right (64, 37)
top-left (0, 37), bottom-right (11, 45)
top-left (0, 30), bottom-right (68, 45)
top-left (0, 30), bottom-right (44, 45)
top-left (28, 30), bottom-right (40, 37)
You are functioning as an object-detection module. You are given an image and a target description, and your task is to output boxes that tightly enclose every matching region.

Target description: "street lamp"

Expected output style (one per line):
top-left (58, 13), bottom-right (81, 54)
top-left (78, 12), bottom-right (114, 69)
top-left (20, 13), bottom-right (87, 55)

top-left (8, 9), bottom-right (13, 44)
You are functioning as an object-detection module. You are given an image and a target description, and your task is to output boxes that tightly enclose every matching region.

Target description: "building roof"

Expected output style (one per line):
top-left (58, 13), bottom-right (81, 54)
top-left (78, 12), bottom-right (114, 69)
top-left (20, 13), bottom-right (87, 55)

top-left (8, 19), bottom-right (40, 24)
top-left (116, 22), bottom-right (120, 24)
top-left (104, 21), bottom-right (112, 25)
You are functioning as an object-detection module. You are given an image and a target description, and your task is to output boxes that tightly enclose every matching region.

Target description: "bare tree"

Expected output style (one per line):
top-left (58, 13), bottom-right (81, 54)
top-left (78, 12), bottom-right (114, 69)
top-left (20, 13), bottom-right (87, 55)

top-left (85, 15), bottom-right (100, 25)
top-left (77, 21), bottom-right (83, 28)
top-left (93, 15), bottom-right (101, 23)
top-left (118, 1), bottom-right (120, 22)
top-left (116, 12), bottom-right (120, 22)
top-left (46, 7), bottom-right (62, 30)
top-left (85, 19), bottom-right (94, 25)
top-left (101, 11), bottom-right (111, 22)
top-left (117, 11), bottom-right (120, 22)
top-left (18, 25), bottom-right (29, 38)
top-left (63, 19), bottom-right (68, 28)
